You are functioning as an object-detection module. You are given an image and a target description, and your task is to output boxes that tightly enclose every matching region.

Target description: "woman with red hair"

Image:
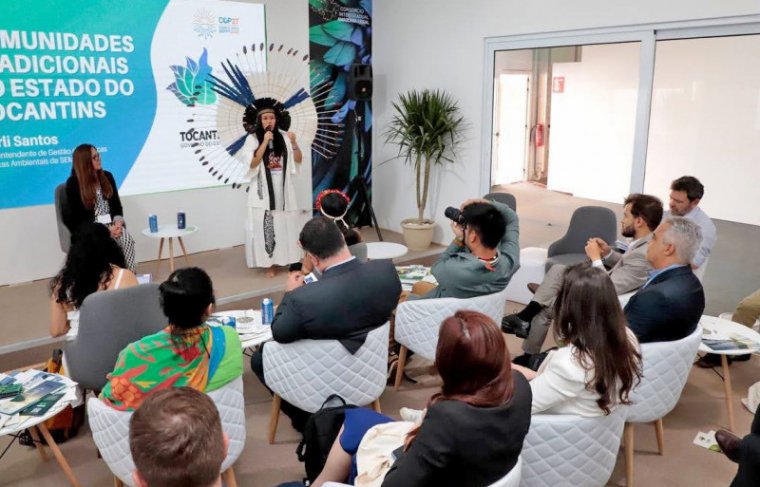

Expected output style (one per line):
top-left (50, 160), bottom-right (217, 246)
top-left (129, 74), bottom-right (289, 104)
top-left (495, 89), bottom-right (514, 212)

top-left (305, 310), bottom-right (532, 487)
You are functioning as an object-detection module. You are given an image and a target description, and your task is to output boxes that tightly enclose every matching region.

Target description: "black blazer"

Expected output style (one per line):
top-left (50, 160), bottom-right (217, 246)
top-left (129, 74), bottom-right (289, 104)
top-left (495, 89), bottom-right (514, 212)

top-left (624, 265), bottom-right (705, 343)
top-left (383, 371), bottom-right (533, 487)
top-left (271, 258), bottom-right (402, 353)
top-left (62, 171), bottom-right (124, 235)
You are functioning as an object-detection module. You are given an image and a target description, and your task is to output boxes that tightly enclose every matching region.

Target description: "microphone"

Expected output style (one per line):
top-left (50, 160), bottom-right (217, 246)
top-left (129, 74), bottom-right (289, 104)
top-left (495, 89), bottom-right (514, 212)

top-left (267, 131), bottom-right (273, 150)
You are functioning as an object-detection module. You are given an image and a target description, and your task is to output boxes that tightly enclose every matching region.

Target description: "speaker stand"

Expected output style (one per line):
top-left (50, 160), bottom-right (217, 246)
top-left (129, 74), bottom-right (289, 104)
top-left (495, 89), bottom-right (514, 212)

top-left (350, 105), bottom-right (383, 241)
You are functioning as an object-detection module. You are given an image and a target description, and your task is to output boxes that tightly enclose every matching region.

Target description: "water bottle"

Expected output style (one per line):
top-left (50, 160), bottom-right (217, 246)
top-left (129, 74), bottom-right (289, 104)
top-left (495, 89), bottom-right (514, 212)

top-left (149, 214), bottom-right (158, 233)
top-left (177, 211), bottom-right (186, 230)
top-left (261, 298), bottom-right (274, 325)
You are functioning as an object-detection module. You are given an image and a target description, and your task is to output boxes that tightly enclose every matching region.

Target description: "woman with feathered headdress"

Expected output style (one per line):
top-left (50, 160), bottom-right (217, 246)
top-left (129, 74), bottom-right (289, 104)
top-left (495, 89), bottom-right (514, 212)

top-left (241, 99), bottom-right (309, 277)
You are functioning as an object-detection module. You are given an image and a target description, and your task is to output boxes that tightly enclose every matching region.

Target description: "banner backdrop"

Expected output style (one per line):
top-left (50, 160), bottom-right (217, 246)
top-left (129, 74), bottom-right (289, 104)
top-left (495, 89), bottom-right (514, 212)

top-left (309, 0), bottom-right (372, 224)
top-left (0, 0), bottom-right (265, 210)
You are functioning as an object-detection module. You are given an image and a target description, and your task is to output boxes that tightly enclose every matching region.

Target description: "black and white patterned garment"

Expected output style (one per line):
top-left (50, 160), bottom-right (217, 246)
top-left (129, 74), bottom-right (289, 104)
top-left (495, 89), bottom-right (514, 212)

top-left (94, 189), bottom-right (136, 272)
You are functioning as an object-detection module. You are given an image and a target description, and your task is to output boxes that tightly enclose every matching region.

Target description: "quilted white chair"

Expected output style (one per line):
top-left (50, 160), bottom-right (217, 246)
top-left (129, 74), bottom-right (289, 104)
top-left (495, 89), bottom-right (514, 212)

top-left (504, 247), bottom-right (548, 305)
top-left (263, 323), bottom-right (389, 443)
top-left (623, 325), bottom-right (702, 487)
top-left (520, 407), bottom-right (627, 487)
top-left (322, 456), bottom-right (521, 487)
top-left (87, 376), bottom-right (246, 487)
top-left (394, 287), bottom-right (509, 390)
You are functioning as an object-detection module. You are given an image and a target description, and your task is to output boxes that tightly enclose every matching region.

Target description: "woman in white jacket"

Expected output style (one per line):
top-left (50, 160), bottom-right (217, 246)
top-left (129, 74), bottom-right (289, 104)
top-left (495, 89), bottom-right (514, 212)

top-left (242, 100), bottom-right (309, 277)
top-left (513, 262), bottom-right (642, 416)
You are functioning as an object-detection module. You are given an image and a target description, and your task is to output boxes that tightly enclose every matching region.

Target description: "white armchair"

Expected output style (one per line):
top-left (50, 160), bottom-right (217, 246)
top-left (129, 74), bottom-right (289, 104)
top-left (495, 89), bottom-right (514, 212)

top-left (504, 247), bottom-right (548, 305)
top-left (623, 325), bottom-right (702, 487)
top-left (87, 376), bottom-right (246, 487)
top-left (520, 407), bottom-right (626, 487)
top-left (263, 323), bottom-right (389, 443)
top-left (394, 287), bottom-right (509, 390)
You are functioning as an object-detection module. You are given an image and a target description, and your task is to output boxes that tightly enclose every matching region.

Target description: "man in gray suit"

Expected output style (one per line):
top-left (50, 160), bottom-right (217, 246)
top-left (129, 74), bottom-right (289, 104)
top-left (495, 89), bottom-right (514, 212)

top-left (503, 193), bottom-right (663, 365)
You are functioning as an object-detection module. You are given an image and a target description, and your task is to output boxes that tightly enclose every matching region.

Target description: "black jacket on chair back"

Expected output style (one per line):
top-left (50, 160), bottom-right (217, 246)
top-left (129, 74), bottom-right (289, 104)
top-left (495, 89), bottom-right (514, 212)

top-left (271, 258), bottom-right (402, 353)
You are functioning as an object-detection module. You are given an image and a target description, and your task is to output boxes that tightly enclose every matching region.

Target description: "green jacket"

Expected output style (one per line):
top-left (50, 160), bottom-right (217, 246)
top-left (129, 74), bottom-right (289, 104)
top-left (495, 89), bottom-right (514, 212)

top-left (414, 200), bottom-right (520, 300)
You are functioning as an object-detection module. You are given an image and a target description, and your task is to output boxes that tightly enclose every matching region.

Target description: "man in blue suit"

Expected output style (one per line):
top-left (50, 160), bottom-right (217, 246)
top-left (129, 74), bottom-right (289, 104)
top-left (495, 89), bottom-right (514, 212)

top-left (624, 216), bottom-right (705, 343)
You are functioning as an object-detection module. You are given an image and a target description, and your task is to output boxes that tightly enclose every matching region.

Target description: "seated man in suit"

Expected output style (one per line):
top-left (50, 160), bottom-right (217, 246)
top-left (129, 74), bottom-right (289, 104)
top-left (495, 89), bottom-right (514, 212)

top-left (130, 387), bottom-right (228, 487)
top-left (409, 197), bottom-right (520, 300)
top-left (251, 216), bottom-right (402, 432)
top-left (624, 216), bottom-right (705, 343)
top-left (502, 194), bottom-right (663, 364)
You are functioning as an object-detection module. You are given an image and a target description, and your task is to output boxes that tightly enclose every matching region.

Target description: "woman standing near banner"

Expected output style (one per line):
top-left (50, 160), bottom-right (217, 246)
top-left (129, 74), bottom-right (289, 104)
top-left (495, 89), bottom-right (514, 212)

top-left (243, 99), bottom-right (309, 277)
top-left (63, 144), bottom-right (137, 272)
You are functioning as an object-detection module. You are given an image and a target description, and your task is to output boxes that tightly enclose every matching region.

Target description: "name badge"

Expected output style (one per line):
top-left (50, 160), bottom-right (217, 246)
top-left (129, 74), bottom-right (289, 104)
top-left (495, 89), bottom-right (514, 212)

top-left (96, 214), bottom-right (112, 225)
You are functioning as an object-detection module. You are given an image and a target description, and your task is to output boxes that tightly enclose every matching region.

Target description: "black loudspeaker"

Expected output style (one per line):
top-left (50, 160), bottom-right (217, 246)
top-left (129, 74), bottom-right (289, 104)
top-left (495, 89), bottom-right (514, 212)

top-left (347, 64), bottom-right (373, 101)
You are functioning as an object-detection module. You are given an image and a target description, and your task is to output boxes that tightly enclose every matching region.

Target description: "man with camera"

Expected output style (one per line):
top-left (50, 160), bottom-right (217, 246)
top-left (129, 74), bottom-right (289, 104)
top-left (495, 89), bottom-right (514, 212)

top-left (410, 197), bottom-right (520, 300)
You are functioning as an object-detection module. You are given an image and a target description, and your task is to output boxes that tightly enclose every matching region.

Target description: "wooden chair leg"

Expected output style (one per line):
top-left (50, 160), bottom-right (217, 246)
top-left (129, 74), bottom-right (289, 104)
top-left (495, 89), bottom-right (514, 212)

top-left (654, 418), bottom-right (665, 454)
top-left (36, 424), bottom-right (82, 487)
top-left (28, 425), bottom-right (48, 461)
top-left (624, 422), bottom-right (634, 487)
top-left (268, 395), bottom-right (282, 444)
top-left (114, 476), bottom-right (124, 487)
top-left (371, 399), bottom-right (382, 413)
top-left (394, 346), bottom-right (408, 391)
top-left (222, 466), bottom-right (238, 487)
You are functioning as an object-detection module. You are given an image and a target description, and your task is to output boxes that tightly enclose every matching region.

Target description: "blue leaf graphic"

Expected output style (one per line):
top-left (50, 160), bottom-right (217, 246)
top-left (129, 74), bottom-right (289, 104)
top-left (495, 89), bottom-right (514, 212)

top-left (359, 0), bottom-right (371, 16)
top-left (186, 56), bottom-right (198, 74)
top-left (350, 28), bottom-right (363, 47)
top-left (325, 71), bottom-right (347, 109)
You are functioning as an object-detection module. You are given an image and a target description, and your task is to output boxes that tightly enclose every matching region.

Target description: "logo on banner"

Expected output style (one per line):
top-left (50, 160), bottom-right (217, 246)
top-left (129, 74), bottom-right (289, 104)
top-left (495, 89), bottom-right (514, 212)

top-left (178, 128), bottom-right (220, 149)
top-left (218, 17), bottom-right (240, 34)
top-left (193, 9), bottom-right (216, 39)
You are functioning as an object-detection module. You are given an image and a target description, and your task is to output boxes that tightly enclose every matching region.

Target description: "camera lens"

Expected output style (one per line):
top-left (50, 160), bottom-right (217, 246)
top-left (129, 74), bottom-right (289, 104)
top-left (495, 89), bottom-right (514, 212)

top-left (444, 207), bottom-right (464, 224)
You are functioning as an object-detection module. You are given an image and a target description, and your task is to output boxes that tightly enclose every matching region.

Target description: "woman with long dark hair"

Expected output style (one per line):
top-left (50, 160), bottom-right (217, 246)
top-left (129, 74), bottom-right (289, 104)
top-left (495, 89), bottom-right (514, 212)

top-left (242, 100), bottom-right (309, 277)
top-left (100, 267), bottom-right (243, 411)
top-left (63, 143), bottom-right (136, 271)
top-left (307, 310), bottom-right (532, 487)
top-left (513, 262), bottom-right (642, 416)
top-left (50, 223), bottom-right (138, 339)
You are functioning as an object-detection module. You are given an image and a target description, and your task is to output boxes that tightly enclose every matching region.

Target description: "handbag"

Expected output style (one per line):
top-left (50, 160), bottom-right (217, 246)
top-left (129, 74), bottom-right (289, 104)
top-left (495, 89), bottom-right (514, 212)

top-left (354, 421), bottom-right (416, 487)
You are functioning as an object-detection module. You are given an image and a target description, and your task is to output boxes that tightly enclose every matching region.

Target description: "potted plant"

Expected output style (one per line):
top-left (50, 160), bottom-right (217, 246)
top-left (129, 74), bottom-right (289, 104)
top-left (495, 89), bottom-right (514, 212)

top-left (384, 89), bottom-right (465, 250)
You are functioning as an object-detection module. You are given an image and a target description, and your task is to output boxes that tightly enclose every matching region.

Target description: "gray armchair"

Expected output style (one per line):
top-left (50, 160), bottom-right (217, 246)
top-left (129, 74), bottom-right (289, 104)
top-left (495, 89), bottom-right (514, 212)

top-left (484, 192), bottom-right (517, 212)
top-left (64, 284), bottom-right (166, 391)
top-left (546, 206), bottom-right (617, 271)
top-left (54, 183), bottom-right (71, 253)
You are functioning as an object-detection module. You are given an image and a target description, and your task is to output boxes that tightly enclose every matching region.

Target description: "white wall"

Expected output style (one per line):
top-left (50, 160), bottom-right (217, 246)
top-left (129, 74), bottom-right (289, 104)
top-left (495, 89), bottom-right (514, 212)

top-left (547, 43), bottom-right (639, 203)
top-left (372, 0), bottom-right (760, 244)
top-left (644, 35), bottom-right (760, 226)
top-left (0, 0), bottom-right (308, 286)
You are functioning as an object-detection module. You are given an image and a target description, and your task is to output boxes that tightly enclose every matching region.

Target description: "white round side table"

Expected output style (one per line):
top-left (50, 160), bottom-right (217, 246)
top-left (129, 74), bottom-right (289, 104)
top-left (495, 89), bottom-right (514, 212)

top-left (699, 315), bottom-right (760, 431)
top-left (141, 225), bottom-right (198, 273)
top-left (365, 242), bottom-right (408, 260)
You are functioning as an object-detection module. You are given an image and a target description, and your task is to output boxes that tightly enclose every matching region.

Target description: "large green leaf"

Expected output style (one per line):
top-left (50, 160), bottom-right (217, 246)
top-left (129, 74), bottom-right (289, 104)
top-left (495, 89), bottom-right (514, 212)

top-left (195, 82), bottom-right (217, 105)
top-left (310, 59), bottom-right (332, 85)
top-left (309, 0), bottom-right (328, 9)
top-left (324, 41), bottom-right (357, 66)
top-left (322, 20), bottom-right (358, 42)
top-left (309, 24), bottom-right (338, 47)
